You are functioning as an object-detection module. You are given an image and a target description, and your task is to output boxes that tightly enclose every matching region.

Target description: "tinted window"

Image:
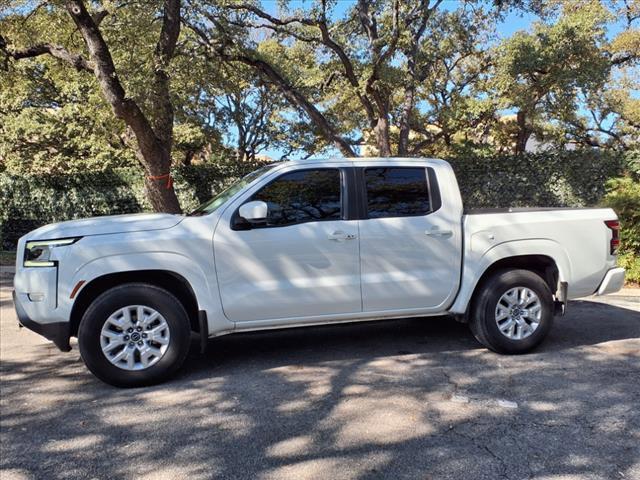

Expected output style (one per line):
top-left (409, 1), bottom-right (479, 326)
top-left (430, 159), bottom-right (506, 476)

top-left (365, 167), bottom-right (431, 218)
top-left (251, 169), bottom-right (342, 227)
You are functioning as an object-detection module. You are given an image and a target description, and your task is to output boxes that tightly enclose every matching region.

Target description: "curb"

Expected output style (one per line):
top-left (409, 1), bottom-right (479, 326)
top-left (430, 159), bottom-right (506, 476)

top-left (607, 288), bottom-right (640, 298)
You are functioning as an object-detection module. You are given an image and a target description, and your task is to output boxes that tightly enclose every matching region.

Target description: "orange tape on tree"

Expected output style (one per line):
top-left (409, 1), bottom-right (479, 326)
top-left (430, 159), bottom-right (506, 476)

top-left (147, 173), bottom-right (173, 189)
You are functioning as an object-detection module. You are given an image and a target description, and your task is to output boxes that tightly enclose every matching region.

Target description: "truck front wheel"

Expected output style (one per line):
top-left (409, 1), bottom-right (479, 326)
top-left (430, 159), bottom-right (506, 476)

top-left (78, 283), bottom-right (191, 387)
top-left (470, 269), bottom-right (554, 354)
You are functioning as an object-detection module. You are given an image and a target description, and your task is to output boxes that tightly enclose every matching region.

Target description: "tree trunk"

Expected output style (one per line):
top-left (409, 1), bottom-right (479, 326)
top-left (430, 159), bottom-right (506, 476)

top-left (515, 110), bottom-right (531, 154)
top-left (374, 116), bottom-right (392, 157)
top-left (183, 150), bottom-right (194, 165)
top-left (145, 176), bottom-right (182, 213)
top-left (397, 86), bottom-right (415, 156)
top-left (65, 0), bottom-right (182, 213)
top-left (140, 147), bottom-right (181, 213)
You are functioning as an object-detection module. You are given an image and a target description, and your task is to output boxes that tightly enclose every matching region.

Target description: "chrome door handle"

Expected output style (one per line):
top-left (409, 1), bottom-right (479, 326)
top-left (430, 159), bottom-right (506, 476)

top-left (425, 228), bottom-right (453, 238)
top-left (328, 231), bottom-right (357, 241)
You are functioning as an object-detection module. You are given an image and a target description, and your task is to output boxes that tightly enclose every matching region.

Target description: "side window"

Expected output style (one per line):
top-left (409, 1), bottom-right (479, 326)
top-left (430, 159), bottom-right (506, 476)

top-left (250, 168), bottom-right (342, 227)
top-left (364, 167), bottom-right (431, 219)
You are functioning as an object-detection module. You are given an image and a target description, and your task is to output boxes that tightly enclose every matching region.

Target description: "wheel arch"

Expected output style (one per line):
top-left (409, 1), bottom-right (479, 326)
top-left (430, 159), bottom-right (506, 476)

top-left (468, 255), bottom-right (560, 310)
top-left (69, 270), bottom-right (200, 337)
top-left (450, 241), bottom-right (568, 316)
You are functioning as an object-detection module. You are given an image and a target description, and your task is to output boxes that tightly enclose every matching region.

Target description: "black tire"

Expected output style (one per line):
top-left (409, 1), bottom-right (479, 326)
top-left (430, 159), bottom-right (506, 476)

top-left (78, 283), bottom-right (191, 387)
top-left (469, 269), bottom-right (554, 354)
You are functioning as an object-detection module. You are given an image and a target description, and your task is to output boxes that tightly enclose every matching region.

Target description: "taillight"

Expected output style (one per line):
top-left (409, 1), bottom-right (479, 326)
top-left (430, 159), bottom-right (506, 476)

top-left (605, 220), bottom-right (620, 255)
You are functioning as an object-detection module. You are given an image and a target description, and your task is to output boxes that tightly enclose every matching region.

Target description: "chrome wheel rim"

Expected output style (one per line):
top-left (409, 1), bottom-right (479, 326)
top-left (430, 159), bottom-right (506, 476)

top-left (100, 305), bottom-right (170, 371)
top-left (495, 287), bottom-right (542, 340)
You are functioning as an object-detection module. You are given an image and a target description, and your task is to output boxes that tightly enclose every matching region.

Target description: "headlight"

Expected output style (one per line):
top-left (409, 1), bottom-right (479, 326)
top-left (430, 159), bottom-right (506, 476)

top-left (24, 238), bottom-right (80, 267)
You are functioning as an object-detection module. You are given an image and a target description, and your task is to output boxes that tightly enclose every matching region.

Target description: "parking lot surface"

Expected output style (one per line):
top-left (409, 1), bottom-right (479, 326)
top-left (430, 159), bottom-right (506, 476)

top-left (1, 278), bottom-right (639, 480)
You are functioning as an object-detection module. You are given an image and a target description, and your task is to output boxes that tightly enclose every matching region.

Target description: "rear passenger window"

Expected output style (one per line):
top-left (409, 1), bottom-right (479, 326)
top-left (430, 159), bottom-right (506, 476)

top-left (251, 168), bottom-right (342, 227)
top-left (365, 167), bottom-right (431, 219)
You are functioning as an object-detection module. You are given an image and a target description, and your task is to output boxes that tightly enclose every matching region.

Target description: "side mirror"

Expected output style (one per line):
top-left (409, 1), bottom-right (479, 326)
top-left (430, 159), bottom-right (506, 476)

top-left (238, 200), bottom-right (268, 224)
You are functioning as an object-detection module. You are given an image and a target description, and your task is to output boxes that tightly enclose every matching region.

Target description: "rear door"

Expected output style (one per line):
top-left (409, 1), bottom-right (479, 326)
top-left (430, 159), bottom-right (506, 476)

top-left (358, 164), bottom-right (461, 312)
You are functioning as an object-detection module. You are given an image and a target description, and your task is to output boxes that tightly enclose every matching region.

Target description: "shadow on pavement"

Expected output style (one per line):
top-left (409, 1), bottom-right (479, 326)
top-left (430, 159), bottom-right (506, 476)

top-left (1, 300), bottom-right (639, 479)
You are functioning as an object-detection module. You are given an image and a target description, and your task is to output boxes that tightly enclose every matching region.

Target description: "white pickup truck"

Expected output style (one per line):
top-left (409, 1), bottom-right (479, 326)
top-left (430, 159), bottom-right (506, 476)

top-left (13, 158), bottom-right (625, 387)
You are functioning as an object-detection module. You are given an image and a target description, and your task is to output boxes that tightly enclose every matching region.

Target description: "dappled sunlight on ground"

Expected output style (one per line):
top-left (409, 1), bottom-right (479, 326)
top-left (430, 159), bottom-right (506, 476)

top-left (1, 279), bottom-right (639, 480)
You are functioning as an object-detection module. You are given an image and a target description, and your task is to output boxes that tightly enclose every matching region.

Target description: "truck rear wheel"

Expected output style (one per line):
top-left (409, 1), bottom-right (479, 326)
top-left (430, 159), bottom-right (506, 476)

top-left (470, 269), bottom-right (554, 354)
top-left (78, 283), bottom-right (191, 387)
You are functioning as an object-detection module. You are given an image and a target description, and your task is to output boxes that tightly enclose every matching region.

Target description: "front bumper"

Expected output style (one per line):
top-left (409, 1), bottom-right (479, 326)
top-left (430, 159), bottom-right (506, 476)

top-left (13, 290), bottom-right (71, 352)
top-left (595, 267), bottom-right (625, 296)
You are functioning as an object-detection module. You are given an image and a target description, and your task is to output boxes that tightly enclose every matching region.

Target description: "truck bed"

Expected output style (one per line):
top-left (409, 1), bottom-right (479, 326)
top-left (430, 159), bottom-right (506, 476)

top-left (458, 207), bottom-right (619, 302)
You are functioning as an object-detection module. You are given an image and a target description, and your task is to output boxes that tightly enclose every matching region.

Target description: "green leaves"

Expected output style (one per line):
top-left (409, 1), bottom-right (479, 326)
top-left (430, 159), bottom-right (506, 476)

top-left (0, 0), bottom-right (638, 168)
top-left (603, 168), bottom-right (640, 284)
top-left (0, 159), bottom-right (265, 249)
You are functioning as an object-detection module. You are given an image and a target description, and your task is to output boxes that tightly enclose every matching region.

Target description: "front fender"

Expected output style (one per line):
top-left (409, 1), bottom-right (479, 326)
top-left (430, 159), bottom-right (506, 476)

top-left (60, 252), bottom-right (230, 335)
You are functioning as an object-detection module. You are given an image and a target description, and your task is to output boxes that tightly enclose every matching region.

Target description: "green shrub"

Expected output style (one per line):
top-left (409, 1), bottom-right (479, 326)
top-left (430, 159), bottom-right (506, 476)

top-left (623, 150), bottom-right (640, 179)
top-left (603, 175), bottom-right (640, 284)
top-left (447, 150), bottom-right (624, 208)
top-left (603, 176), bottom-right (640, 255)
top-left (0, 161), bottom-right (264, 249)
top-left (617, 252), bottom-right (640, 285)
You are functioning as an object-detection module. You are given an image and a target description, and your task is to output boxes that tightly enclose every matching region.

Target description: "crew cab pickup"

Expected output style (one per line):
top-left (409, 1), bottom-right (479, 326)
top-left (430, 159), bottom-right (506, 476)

top-left (13, 158), bottom-right (625, 387)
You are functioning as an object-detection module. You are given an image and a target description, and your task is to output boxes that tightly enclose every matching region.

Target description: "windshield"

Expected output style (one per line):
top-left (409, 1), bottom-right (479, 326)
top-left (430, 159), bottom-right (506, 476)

top-left (189, 164), bottom-right (278, 216)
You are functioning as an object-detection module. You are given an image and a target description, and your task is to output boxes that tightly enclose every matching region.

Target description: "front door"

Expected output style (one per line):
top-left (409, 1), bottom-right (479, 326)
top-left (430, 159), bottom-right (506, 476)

top-left (214, 167), bottom-right (362, 323)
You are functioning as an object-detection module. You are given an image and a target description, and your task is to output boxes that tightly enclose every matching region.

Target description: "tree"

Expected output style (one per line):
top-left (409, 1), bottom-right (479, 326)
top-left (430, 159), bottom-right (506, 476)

top-left (0, 47), bottom-right (136, 173)
top-left (187, 0), bottom-right (475, 157)
top-left (212, 64), bottom-right (288, 162)
top-left (2, 0), bottom-right (638, 180)
top-left (1, 0), bottom-right (184, 213)
top-left (185, 4), bottom-right (357, 157)
top-left (399, 5), bottom-right (497, 156)
top-left (492, 0), bottom-right (636, 153)
top-left (556, 0), bottom-right (640, 149)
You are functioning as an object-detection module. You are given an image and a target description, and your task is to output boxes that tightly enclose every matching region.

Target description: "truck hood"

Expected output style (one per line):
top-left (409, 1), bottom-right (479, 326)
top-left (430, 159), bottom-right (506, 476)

top-left (24, 213), bottom-right (184, 241)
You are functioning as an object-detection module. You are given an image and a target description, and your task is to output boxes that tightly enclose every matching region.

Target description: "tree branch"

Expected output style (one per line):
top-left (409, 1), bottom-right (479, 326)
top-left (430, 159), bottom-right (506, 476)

top-left (611, 52), bottom-right (635, 66)
top-left (223, 3), bottom-right (317, 27)
top-left (156, 0), bottom-right (181, 62)
top-left (187, 11), bottom-right (359, 157)
top-left (0, 35), bottom-right (94, 72)
top-left (224, 2), bottom-right (377, 126)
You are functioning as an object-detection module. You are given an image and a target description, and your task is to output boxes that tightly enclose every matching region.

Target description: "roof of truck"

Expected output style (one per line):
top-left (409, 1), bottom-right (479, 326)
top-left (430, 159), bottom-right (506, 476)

top-left (288, 157), bottom-right (441, 162)
top-left (289, 157), bottom-right (446, 163)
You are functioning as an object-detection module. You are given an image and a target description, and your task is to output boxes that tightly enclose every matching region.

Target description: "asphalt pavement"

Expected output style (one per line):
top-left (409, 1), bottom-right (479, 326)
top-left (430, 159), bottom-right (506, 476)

top-left (1, 278), bottom-right (639, 480)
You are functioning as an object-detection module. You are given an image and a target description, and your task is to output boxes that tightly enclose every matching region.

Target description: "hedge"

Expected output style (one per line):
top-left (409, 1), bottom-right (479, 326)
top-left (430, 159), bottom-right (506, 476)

top-left (0, 161), bottom-right (263, 250)
top-left (603, 174), bottom-right (640, 284)
top-left (448, 150), bottom-right (624, 208)
top-left (0, 150), bottom-right (627, 250)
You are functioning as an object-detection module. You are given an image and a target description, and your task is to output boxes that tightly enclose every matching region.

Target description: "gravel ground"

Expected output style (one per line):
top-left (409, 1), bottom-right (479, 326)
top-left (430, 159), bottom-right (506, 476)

top-left (1, 278), bottom-right (639, 480)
